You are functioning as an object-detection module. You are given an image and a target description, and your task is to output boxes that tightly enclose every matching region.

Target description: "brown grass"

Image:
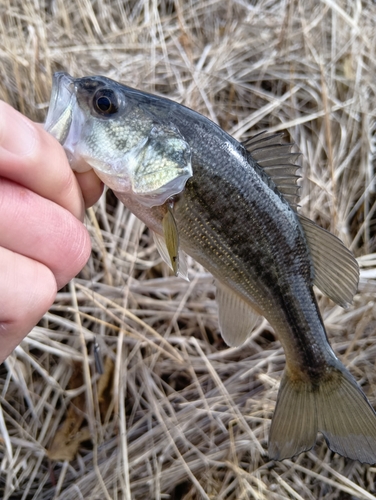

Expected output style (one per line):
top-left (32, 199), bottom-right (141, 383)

top-left (1, 0), bottom-right (376, 498)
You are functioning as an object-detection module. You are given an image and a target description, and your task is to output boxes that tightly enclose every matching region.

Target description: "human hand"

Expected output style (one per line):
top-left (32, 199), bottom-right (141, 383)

top-left (0, 101), bottom-right (103, 363)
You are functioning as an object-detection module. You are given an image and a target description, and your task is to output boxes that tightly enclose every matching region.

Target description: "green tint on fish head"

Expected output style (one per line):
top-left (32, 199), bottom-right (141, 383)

top-left (45, 73), bottom-right (193, 207)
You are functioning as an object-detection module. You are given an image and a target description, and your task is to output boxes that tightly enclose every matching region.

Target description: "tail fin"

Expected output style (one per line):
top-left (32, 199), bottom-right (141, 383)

top-left (268, 362), bottom-right (376, 463)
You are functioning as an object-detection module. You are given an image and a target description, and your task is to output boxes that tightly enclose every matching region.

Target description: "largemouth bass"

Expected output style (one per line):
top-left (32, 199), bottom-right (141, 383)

top-left (45, 72), bottom-right (376, 463)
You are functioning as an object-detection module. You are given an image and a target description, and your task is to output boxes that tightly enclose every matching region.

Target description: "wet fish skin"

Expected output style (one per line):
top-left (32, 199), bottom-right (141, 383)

top-left (45, 72), bottom-right (376, 463)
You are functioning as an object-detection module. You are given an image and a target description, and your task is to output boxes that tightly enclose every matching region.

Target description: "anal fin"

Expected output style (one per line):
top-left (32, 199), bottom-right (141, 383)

top-left (216, 282), bottom-right (261, 347)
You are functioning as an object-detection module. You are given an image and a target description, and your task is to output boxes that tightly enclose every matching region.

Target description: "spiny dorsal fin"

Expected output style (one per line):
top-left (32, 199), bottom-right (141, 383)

top-left (243, 132), bottom-right (301, 208)
top-left (216, 281), bottom-right (261, 346)
top-left (298, 214), bottom-right (359, 307)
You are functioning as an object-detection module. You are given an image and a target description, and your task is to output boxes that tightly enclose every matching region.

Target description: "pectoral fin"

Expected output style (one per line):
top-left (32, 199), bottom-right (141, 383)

top-left (152, 210), bottom-right (189, 281)
top-left (298, 214), bottom-right (359, 307)
top-left (216, 282), bottom-right (261, 346)
top-left (162, 206), bottom-right (179, 276)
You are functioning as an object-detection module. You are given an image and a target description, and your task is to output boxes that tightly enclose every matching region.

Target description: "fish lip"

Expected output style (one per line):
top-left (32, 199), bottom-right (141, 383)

top-left (44, 72), bottom-right (76, 143)
top-left (44, 72), bottom-right (93, 173)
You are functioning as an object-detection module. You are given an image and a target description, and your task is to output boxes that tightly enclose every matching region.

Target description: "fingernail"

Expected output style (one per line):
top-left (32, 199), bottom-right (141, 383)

top-left (0, 101), bottom-right (37, 156)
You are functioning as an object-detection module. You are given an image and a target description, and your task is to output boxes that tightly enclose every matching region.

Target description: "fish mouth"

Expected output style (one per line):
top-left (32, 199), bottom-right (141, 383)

top-left (44, 72), bottom-right (91, 172)
top-left (44, 72), bottom-right (76, 144)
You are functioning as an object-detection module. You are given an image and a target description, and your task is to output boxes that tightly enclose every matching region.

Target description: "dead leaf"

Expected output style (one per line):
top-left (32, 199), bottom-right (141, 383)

top-left (47, 358), bottom-right (114, 461)
top-left (47, 362), bottom-right (88, 461)
top-left (97, 356), bottom-right (114, 421)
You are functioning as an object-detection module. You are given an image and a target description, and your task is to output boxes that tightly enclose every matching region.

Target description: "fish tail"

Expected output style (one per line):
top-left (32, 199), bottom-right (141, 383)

top-left (268, 360), bottom-right (376, 463)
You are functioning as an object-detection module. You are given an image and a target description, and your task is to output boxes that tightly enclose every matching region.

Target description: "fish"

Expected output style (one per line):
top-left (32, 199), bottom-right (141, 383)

top-left (45, 71), bottom-right (376, 463)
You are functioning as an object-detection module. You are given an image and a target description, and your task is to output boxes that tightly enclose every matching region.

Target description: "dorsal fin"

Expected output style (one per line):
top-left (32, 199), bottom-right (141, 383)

top-left (298, 214), bottom-right (359, 307)
top-left (243, 132), bottom-right (301, 208)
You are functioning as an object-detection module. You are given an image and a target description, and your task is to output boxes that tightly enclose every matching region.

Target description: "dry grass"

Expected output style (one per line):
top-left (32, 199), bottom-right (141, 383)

top-left (1, 0), bottom-right (376, 498)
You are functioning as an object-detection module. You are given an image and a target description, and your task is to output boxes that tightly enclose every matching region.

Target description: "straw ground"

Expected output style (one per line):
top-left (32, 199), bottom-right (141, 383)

top-left (1, 0), bottom-right (376, 498)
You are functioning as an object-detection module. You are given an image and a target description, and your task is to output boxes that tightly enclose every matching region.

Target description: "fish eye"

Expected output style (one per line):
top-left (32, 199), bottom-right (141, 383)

top-left (93, 89), bottom-right (119, 115)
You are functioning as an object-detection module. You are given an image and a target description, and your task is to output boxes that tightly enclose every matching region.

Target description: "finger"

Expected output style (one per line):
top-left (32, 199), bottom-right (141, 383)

top-left (0, 101), bottom-right (85, 221)
top-left (0, 178), bottom-right (91, 289)
top-left (75, 169), bottom-right (104, 208)
top-left (0, 247), bottom-right (57, 363)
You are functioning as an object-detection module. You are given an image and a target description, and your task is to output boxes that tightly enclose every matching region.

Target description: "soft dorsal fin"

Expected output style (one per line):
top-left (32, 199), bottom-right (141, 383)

top-left (216, 281), bottom-right (261, 346)
top-left (298, 214), bottom-right (359, 307)
top-left (243, 132), bottom-right (301, 208)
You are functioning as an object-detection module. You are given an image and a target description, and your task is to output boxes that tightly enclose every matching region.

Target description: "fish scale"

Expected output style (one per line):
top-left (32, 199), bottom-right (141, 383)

top-left (45, 71), bottom-right (376, 464)
top-left (174, 156), bottom-right (326, 368)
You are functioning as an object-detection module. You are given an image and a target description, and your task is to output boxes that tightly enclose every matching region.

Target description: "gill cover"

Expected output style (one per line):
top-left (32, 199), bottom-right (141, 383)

top-left (119, 122), bottom-right (193, 208)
